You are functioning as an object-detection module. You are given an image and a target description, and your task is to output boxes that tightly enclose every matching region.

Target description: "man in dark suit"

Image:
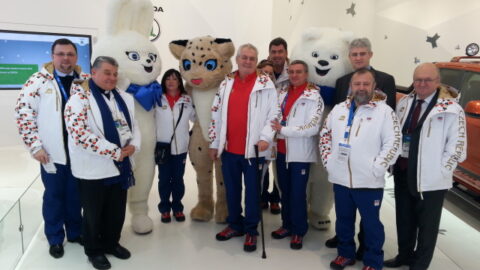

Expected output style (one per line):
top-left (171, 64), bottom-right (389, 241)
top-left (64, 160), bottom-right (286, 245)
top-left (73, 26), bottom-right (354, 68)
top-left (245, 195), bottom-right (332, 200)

top-left (385, 63), bottom-right (466, 270)
top-left (335, 38), bottom-right (396, 109)
top-left (325, 38), bottom-right (397, 257)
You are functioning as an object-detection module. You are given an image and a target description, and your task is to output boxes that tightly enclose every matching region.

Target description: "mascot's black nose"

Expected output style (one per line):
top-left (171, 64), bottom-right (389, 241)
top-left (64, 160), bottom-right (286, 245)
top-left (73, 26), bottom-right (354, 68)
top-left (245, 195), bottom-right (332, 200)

top-left (318, 60), bottom-right (329, 66)
top-left (146, 59), bottom-right (151, 64)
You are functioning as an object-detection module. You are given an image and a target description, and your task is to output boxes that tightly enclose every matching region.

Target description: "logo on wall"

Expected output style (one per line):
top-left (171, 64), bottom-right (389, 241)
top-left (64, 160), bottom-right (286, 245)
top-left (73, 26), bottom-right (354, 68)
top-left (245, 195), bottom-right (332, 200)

top-left (150, 18), bottom-right (160, 42)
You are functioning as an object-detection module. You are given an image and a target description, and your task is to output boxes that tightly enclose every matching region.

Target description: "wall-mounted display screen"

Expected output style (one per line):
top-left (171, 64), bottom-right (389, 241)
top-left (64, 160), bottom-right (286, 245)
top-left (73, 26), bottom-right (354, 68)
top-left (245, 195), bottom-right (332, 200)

top-left (0, 30), bottom-right (92, 90)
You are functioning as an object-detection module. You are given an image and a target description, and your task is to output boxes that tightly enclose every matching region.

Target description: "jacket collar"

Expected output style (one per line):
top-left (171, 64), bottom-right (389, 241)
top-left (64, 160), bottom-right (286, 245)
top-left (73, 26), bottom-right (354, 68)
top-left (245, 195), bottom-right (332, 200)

top-left (345, 90), bottom-right (387, 109)
top-left (403, 85), bottom-right (461, 114)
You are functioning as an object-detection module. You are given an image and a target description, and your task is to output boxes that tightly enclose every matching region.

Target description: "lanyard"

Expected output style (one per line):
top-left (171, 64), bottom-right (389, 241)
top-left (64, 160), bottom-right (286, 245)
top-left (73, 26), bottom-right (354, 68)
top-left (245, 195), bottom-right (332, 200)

top-left (280, 91), bottom-right (290, 126)
top-left (343, 100), bottom-right (356, 140)
top-left (53, 70), bottom-right (76, 101)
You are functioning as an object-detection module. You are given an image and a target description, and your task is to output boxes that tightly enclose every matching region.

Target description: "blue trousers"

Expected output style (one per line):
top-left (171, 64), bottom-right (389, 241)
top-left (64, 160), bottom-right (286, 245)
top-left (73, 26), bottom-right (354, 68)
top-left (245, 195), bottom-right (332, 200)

top-left (334, 184), bottom-right (384, 269)
top-left (40, 163), bottom-right (82, 245)
top-left (157, 153), bottom-right (187, 213)
top-left (275, 153), bottom-right (310, 236)
top-left (221, 151), bottom-right (264, 235)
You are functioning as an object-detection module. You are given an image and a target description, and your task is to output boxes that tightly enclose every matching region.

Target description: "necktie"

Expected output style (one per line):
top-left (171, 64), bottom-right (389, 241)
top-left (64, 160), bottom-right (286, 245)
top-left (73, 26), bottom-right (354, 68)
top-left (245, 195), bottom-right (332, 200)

top-left (408, 99), bottom-right (424, 132)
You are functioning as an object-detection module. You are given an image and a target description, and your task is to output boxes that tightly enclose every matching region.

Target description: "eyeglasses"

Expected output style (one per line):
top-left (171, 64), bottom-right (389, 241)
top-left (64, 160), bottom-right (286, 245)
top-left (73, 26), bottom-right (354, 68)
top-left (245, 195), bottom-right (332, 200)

top-left (54, 52), bottom-right (76, 58)
top-left (413, 78), bottom-right (438, 84)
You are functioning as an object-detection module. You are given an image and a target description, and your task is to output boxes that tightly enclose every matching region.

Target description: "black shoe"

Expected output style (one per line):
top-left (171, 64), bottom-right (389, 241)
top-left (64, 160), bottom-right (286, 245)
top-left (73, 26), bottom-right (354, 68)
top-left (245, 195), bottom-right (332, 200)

top-left (325, 235), bottom-right (339, 248)
top-left (161, 212), bottom-right (171, 223)
top-left (49, 244), bottom-right (64, 258)
top-left (68, 235), bottom-right (84, 246)
top-left (89, 255), bottom-right (111, 270)
top-left (384, 256), bottom-right (410, 268)
top-left (105, 244), bottom-right (131, 259)
top-left (356, 245), bottom-right (365, 260)
top-left (173, 212), bottom-right (186, 222)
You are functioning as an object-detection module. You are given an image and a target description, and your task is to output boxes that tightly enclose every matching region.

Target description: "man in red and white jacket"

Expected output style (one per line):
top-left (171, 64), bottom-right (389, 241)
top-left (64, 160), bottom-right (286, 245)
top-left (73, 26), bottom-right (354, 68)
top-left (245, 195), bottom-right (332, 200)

top-left (320, 68), bottom-right (401, 270)
top-left (209, 44), bottom-right (279, 252)
top-left (270, 60), bottom-right (324, 250)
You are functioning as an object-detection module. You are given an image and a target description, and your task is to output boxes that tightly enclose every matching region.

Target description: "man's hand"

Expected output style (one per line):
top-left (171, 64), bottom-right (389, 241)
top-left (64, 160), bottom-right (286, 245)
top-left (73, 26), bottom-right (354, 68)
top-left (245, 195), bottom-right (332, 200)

top-left (209, 148), bottom-right (218, 161)
top-left (119, 145), bottom-right (135, 162)
top-left (33, 149), bottom-right (49, 164)
top-left (271, 119), bottom-right (282, 132)
top-left (257, 140), bottom-right (269, 152)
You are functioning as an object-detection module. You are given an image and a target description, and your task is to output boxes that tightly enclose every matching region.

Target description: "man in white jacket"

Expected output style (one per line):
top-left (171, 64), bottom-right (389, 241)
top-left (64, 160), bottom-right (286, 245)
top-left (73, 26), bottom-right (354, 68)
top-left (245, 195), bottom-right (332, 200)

top-left (65, 56), bottom-right (140, 270)
top-left (271, 60), bottom-right (324, 250)
top-left (14, 38), bottom-right (87, 259)
top-left (320, 68), bottom-right (401, 270)
top-left (384, 63), bottom-right (466, 270)
top-left (209, 44), bottom-right (279, 252)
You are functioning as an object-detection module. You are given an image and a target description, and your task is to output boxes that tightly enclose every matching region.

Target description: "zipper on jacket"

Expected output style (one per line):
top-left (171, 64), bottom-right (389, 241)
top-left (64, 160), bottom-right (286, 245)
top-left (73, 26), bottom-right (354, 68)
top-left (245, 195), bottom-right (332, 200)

top-left (427, 119), bottom-right (432, 137)
top-left (255, 92), bottom-right (258, 108)
top-left (56, 90), bottom-right (60, 112)
top-left (417, 130), bottom-right (424, 200)
top-left (172, 103), bottom-right (179, 154)
top-left (355, 118), bottom-right (363, 137)
top-left (348, 158), bottom-right (353, 188)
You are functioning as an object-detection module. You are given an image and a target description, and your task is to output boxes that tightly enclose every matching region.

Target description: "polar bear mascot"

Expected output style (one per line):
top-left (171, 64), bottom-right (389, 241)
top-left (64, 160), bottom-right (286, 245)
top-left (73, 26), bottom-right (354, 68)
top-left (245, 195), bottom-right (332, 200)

top-left (169, 36), bottom-right (234, 222)
top-left (291, 27), bottom-right (354, 230)
top-left (92, 0), bottom-right (162, 234)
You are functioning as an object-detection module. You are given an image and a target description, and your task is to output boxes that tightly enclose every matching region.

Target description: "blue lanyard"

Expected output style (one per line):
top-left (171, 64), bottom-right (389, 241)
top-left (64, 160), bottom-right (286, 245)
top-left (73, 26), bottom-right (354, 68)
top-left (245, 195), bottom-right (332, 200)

top-left (344, 100), bottom-right (356, 140)
top-left (53, 70), bottom-right (71, 101)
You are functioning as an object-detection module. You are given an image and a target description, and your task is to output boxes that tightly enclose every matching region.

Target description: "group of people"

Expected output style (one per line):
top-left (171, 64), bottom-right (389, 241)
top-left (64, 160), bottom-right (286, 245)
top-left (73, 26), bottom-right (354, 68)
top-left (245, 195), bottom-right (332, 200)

top-left (207, 37), bottom-right (466, 270)
top-left (14, 35), bottom-right (466, 270)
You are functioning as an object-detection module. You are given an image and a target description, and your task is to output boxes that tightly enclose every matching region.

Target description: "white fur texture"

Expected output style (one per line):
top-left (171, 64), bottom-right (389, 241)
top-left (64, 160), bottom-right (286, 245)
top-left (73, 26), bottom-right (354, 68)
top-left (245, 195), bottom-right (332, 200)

top-left (93, 0), bottom-right (161, 234)
top-left (291, 27), bottom-right (354, 87)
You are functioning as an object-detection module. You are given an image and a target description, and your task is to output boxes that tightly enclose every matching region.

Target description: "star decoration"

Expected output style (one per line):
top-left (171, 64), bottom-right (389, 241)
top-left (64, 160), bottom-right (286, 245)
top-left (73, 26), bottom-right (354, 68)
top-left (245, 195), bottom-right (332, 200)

top-left (414, 57), bottom-right (421, 64)
top-left (301, 0), bottom-right (304, 4)
top-left (346, 3), bottom-right (356, 17)
top-left (384, 35), bottom-right (388, 40)
top-left (455, 45), bottom-right (460, 50)
top-left (426, 33), bottom-right (440, 48)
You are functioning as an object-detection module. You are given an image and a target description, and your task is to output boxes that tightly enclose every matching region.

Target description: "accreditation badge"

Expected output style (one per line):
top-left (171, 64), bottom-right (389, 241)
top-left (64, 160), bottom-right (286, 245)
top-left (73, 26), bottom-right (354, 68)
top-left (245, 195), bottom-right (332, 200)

top-left (337, 143), bottom-right (351, 163)
top-left (402, 135), bottom-right (411, 158)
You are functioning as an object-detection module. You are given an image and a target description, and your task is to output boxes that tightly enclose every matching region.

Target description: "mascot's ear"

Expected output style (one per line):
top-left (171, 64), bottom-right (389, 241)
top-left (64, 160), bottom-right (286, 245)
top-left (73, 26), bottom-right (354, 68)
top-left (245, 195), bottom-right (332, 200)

top-left (106, 0), bottom-right (153, 37)
top-left (341, 31), bottom-right (355, 44)
top-left (213, 38), bottom-right (235, 59)
top-left (169, 40), bottom-right (189, 60)
top-left (301, 27), bottom-right (324, 42)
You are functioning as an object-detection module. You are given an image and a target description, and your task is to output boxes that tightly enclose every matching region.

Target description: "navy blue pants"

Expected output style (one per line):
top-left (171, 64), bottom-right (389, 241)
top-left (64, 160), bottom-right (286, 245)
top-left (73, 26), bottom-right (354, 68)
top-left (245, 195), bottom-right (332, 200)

top-left (221, 151), bottom-right (264, 235)
top-left (275, 153), bottom-right (310, 236)
top-left (334, 184), bottom-right (384, 269)
top-left (40, 163), bottom-right (82, 245)
top-left (157, 153), bottom-right (187, 213)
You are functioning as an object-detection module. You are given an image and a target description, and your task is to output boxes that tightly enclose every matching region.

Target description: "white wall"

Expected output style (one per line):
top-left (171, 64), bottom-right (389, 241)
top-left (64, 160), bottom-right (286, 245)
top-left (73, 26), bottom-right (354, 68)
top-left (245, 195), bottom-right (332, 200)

top-left (272, 0), bottom-right (480, 86)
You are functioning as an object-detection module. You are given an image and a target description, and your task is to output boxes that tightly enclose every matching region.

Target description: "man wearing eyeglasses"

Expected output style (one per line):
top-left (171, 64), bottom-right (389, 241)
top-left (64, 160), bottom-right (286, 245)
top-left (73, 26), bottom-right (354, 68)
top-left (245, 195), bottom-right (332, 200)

top-left (14, 38), bottom-right (88, 259)
top-left (384, 63), bottom-right (466, 270)
top-left (326, 37), bottom-right (397, 257)
top-left (209, 44), bottom-right (279, 252)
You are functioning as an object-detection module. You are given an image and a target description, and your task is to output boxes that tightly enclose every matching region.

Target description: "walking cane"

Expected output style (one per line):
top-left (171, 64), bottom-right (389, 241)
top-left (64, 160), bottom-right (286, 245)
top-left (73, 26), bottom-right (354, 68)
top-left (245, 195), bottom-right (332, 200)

top-left (254, 144), bottom-right (267, 259)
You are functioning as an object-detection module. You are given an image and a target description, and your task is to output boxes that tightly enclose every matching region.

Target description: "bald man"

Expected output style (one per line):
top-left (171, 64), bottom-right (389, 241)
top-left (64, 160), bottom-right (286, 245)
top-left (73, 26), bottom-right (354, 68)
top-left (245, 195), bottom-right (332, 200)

top-left (385, 63), bottom-right (466, 270)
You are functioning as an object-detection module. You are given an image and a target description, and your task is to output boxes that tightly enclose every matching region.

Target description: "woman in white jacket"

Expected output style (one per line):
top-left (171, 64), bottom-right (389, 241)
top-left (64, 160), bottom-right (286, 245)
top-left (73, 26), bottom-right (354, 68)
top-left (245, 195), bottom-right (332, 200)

top-left (270, 60), bottom-right (324, 250)
top-left (155, 69), bottom-right (195, 223)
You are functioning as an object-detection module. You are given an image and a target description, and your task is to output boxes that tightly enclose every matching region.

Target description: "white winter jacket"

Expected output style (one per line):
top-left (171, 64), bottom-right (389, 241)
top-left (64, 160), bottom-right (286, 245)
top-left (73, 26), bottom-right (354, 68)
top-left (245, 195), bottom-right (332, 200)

top-left (396, 86), bottom-right (467, 192)
top-left (14, 62), bottom-right (90, 164)
top-left (155, 94), bottom-right (195, 155)
top-left (64, 81), bottom-right (141, 180)
top-left (320, 93), bottom-right (402, 188)
top-left (209, 71), bottom-right (280, 158)
top-left (277, 83), bottom-right (324, 163)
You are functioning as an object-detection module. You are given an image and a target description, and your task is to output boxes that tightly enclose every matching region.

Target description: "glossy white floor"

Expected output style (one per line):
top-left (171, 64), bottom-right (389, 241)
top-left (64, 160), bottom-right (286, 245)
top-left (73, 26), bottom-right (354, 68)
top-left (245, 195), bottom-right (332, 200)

top-left (8, 149), bottom-right (480, 270)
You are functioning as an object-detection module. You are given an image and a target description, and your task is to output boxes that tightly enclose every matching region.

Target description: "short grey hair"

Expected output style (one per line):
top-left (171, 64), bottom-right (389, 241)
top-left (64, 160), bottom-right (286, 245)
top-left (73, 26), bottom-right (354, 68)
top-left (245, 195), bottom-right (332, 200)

top-left (289, 59), bottom-right (309, 73)
top-left (236, 43), bottom-right (258, 58)
top-left (349, 38), bottom-right (372, 52)
top-left (92, 56), bottom-right (119, 69)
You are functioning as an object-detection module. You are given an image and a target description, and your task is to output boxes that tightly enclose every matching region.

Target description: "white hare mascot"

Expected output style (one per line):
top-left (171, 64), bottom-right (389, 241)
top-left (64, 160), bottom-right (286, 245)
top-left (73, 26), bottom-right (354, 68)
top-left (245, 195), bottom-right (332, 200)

top-left (93, 0), bottom-right (162, 234)
top-left (291, 27), bottom-right (353, 230)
